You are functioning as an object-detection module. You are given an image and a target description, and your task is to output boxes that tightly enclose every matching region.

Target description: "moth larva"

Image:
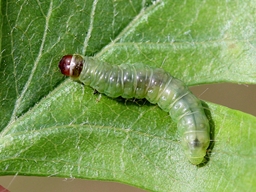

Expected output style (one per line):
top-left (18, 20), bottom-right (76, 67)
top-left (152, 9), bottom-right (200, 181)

top-left (59, 54), bottom-right (210, 165)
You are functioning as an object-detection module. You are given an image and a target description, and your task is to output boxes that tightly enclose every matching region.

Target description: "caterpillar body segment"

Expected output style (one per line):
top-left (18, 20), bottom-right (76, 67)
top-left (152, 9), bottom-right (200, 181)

top-left (59, 54), bottom-right (210, 165)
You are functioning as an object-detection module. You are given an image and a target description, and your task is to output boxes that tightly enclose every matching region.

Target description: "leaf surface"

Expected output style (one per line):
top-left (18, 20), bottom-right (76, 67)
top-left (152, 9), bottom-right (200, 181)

top-left (1, 0), bottom-right (256, 191)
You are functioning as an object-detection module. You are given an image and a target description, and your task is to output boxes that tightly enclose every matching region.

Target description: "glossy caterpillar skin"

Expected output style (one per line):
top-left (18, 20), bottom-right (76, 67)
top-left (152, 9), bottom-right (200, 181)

top-left (59, 54), bottom-right (210, 165)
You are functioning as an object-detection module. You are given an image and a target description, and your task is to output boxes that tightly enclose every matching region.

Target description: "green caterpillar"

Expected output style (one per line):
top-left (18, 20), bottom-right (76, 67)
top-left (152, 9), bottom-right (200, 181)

top-left (59, 54), bottom-right (210, 165)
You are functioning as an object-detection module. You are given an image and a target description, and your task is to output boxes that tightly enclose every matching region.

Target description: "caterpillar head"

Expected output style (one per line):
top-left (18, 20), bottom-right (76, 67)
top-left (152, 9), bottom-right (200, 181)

top-left (59, 54), bottom-right (84, 79)
top-left (182, 131), bottom-right (210, 165)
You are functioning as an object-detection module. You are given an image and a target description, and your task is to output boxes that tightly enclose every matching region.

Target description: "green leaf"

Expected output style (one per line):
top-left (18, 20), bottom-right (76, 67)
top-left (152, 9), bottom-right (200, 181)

top-left (1, 0), bottom-right (256, 191)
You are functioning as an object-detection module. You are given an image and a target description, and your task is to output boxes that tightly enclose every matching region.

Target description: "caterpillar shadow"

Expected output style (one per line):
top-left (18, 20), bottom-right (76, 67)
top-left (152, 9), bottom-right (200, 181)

top-left (198, 101), bottom-right (215, 167)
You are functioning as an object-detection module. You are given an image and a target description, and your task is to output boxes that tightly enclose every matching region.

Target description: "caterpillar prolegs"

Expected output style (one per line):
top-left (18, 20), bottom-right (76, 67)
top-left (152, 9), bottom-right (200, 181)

top-left (59, 54), bottom-right (210, 165)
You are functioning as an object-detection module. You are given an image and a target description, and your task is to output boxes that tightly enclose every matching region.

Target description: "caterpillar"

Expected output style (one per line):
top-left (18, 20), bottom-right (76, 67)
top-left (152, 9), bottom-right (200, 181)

top-left (59, 54), bottom-right (210, 165)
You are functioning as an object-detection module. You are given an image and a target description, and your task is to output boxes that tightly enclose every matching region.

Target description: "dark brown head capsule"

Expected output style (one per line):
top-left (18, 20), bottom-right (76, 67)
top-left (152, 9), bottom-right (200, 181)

top-left (59, 55), bottom-right (84, 78)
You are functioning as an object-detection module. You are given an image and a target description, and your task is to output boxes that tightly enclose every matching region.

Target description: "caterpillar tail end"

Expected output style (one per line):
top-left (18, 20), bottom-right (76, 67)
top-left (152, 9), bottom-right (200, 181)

top-left (188, 155), bottom-right (205, 165)
top-left (183, 132), bottom-right (210, 165)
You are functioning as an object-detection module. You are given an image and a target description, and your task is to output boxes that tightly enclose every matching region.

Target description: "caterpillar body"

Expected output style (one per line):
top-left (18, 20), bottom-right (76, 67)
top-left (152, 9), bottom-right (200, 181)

top-left (59, 54), bottom-right (210, 165)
